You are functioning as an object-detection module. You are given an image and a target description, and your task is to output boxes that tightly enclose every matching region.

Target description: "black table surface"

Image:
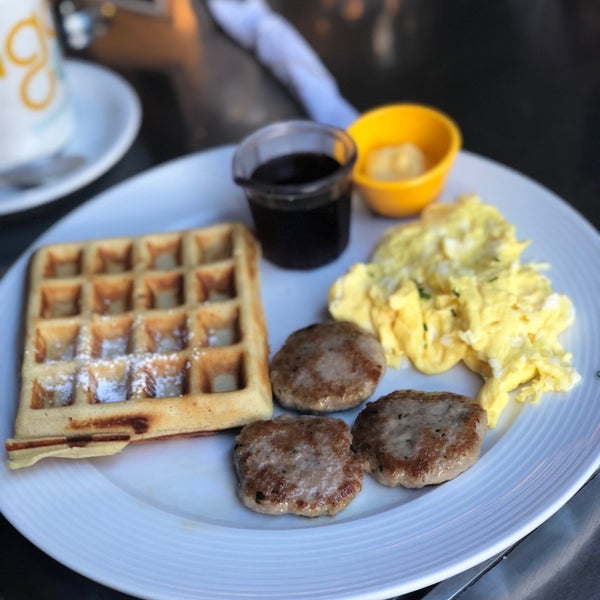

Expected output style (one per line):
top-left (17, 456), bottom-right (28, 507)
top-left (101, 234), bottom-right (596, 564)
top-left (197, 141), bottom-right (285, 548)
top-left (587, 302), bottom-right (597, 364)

top-left (1, 1), bottom-right (598, 599)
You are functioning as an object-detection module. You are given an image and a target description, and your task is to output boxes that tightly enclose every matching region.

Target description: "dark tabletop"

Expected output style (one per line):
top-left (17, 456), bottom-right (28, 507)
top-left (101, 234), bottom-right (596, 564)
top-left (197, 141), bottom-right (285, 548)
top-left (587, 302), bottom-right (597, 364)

top-left (1, 1), bottom-right (599, 599)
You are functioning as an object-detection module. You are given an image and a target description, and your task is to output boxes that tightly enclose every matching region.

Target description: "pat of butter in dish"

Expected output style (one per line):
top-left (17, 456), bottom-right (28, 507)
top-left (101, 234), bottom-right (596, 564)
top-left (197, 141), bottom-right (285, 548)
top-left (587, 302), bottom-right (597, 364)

top-left (364, 143), bottom-right (428, 181)
top-left (328, 194), bottom-right (581, 427)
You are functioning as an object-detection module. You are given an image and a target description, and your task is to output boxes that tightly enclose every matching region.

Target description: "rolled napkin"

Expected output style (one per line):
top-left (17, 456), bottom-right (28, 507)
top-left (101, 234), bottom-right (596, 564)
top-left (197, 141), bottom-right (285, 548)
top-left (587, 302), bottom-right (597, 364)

top-left (207, 0), bottom-right (359, 129)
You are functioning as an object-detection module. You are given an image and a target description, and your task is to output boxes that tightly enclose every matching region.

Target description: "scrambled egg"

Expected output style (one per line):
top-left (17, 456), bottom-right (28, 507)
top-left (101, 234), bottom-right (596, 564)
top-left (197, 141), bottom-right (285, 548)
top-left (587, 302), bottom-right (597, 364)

top-left (329, 194), bottom-right (580, 427)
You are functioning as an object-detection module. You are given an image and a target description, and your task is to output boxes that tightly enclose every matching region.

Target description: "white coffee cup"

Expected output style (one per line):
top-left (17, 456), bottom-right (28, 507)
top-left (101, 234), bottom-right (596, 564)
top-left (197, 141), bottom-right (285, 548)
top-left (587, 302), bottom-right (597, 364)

top-left (0, 0), bottom-right (74, 171)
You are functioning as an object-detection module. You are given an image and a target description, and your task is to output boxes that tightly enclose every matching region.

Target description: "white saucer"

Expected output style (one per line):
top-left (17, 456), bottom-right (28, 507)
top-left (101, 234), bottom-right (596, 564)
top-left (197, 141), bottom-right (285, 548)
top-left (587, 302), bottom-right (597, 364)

top-left (0, 59), bottom-right (141, 217)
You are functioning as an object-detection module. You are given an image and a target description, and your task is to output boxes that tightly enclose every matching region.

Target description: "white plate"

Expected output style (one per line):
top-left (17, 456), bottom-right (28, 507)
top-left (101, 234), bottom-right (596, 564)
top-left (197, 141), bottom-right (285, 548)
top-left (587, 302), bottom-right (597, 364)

top-left (0, 59), bottom-right (141, 216)
top-left (1, 147), bottom-right (599, 600)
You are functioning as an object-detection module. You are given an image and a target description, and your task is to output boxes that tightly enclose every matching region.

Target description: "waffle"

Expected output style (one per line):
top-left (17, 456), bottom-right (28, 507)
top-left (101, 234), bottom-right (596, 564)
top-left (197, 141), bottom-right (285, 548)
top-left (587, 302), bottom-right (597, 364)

top-left (5, 223), bottom-right (273, 469)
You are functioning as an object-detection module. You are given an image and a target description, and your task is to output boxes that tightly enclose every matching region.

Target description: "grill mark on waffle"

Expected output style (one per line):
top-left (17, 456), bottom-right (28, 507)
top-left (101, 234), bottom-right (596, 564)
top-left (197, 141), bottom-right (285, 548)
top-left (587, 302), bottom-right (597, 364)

top-left (65, 434), bottom-right (128, 447)
top-left (6, 223), bottom-right (273, 469)
top-left (6, 433), bottom-right (131, 451)
top-left (68, 414), bottom-right (151, 435)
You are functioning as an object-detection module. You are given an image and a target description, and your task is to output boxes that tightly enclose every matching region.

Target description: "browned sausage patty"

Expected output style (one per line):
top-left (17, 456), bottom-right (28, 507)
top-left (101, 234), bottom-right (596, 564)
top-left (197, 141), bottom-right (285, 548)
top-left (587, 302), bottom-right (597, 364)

top-left (352, 390), bottom-right (487, 488)
top-left (234, 415), bottom-right (363, 517)
top-left (270, 321), bottom-right (386, 413)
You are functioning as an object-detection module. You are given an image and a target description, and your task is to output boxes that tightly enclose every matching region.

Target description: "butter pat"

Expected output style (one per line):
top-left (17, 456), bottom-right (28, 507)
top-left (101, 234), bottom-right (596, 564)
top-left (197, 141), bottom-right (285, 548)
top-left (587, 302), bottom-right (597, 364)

top-left (365, 143), bottom-right (427, 181)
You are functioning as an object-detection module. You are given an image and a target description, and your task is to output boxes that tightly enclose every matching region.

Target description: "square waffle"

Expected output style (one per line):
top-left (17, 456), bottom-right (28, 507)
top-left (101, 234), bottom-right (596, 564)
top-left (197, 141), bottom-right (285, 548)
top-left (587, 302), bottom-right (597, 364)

top-left (5, 223), bottom-right (273, 469)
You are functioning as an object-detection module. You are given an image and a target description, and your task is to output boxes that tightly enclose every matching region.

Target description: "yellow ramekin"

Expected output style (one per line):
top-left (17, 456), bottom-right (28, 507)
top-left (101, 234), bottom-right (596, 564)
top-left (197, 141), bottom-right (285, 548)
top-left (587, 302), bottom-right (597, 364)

top-left (348, 104), bottom-right (462, 217)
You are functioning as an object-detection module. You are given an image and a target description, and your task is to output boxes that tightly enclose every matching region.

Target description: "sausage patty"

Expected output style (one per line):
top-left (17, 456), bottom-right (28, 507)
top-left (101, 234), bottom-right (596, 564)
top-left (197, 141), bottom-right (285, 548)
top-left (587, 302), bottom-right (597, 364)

top-left (352, 390), bottom-right (487, 488)
top-left (234, 415), bottom-right (363, 517)
top-left (270, 321), bottom-right (386, 413)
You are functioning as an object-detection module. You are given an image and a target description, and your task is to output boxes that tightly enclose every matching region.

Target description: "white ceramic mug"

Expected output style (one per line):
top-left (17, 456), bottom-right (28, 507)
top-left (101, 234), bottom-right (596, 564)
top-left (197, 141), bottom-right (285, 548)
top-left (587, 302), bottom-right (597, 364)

top-left (0, 0), bottom-right (74, 171)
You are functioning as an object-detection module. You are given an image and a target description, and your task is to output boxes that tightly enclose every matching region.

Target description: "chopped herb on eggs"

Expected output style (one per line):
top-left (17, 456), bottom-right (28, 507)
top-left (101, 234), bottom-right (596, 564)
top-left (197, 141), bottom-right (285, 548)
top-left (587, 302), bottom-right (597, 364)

top-left (417, 285), bottom-right (432, 300)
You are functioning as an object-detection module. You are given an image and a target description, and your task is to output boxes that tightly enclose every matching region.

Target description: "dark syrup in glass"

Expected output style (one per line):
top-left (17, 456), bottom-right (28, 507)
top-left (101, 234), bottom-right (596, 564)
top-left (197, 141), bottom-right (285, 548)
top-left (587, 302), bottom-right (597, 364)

top-left (248, 152), bottom-right (351, 269)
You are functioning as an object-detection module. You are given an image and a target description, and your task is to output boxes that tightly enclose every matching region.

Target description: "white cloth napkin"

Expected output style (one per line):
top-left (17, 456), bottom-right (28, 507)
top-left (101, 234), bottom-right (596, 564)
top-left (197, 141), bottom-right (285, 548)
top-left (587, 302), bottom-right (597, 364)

top-left (207, 0), bottom-right (359, 129)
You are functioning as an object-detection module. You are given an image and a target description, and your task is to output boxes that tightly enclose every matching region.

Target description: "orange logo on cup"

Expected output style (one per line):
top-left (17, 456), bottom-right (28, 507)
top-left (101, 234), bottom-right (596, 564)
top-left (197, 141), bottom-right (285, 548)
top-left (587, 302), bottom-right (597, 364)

top-left (3, 4), bottom-right (58, 111)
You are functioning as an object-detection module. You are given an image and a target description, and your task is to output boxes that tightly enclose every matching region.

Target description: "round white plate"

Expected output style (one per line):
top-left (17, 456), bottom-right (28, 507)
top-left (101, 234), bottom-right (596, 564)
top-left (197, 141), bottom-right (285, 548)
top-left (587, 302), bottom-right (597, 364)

top-left (1, 147), bottom-right (599, 600)
top-left (0, 59), bottom-right (141, 216)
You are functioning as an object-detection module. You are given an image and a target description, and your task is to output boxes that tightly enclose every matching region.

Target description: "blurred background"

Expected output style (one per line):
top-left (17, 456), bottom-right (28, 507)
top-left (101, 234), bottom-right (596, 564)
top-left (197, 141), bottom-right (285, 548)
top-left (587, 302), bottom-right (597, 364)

top-left (53, 0), bottom-right (600, 223)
